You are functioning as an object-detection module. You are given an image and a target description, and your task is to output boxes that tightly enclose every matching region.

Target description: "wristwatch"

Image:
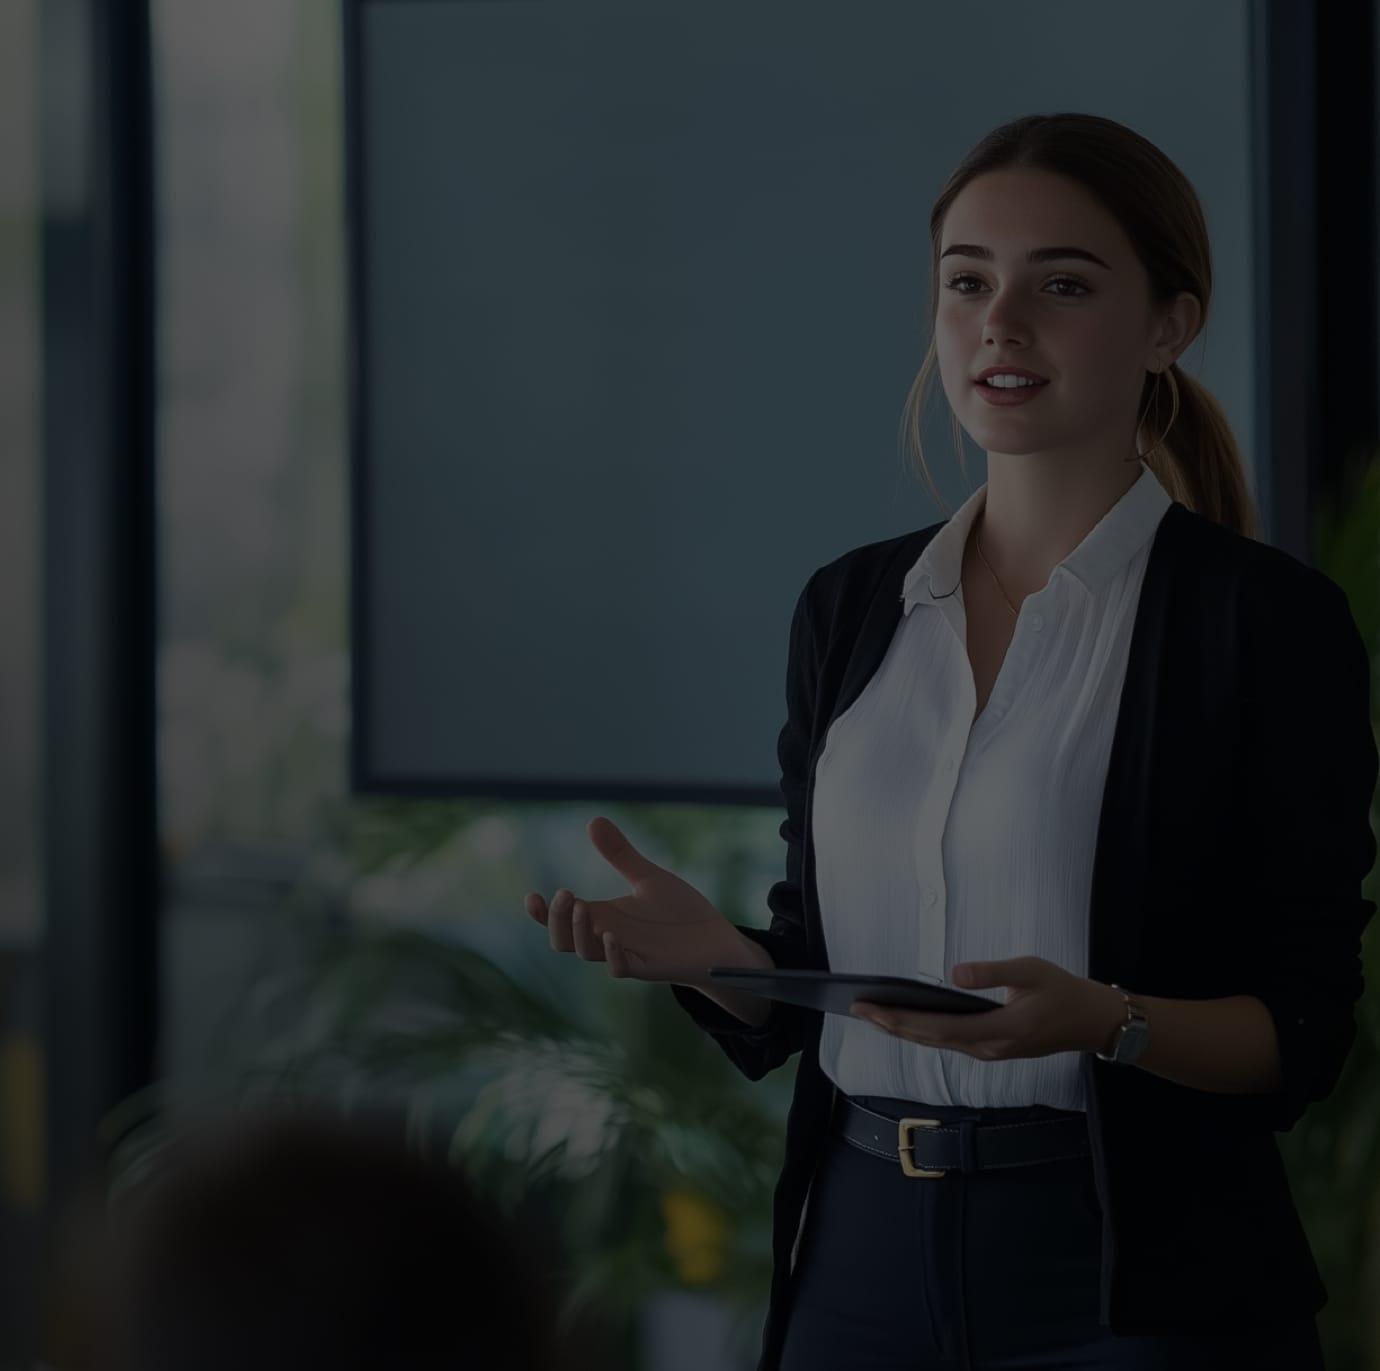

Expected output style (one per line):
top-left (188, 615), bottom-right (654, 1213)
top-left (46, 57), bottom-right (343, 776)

top-left (1095, 984), bottom-right (1151, 1065)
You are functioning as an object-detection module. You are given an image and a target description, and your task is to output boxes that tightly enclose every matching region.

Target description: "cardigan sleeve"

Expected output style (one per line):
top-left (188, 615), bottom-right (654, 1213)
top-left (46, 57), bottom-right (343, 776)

top-left (1236, 571), bottom-right (1378, 1133)
top-left (669, 568), bottom-right (824, 1082)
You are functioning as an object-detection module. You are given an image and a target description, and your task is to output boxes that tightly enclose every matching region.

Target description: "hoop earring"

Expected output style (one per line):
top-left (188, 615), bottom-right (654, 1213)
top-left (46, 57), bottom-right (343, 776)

top-left (1126, 366), bottom-right (1180, 462)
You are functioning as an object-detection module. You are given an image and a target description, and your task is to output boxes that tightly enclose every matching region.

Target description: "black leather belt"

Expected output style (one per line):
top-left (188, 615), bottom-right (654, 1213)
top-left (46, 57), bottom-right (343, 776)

top-left (836, 1097), bottom-right (1091, 1177)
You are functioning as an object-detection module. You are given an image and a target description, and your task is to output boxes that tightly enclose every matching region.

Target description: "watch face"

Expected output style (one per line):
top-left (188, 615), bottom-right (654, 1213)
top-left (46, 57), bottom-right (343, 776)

top-left (1118, 1021), bottom-right (1150, 1063)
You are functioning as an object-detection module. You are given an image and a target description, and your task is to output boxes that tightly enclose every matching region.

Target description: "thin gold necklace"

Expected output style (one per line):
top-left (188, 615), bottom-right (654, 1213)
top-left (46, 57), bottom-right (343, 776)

top-left (973, 522), bottom-right (1020, 619)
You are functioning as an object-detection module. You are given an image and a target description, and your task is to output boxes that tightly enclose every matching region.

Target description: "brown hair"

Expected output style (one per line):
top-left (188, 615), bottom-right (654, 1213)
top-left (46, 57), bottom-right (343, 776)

top-left (899, 111), bottom-right (1260, 540)
top-left (55, 1109), bottom-right (565, 1371)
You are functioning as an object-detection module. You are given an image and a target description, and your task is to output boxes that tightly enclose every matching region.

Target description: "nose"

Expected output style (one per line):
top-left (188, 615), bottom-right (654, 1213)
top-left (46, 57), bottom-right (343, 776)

top-left (981, 290), bottom-right (1031, 346)
top-left (983, 316), bottom-right (1030, 348)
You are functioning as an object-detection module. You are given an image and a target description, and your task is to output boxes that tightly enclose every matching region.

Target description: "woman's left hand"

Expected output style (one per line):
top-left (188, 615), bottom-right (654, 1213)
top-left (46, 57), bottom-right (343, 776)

top-left (850, 957), bottom-right (1119, 1061)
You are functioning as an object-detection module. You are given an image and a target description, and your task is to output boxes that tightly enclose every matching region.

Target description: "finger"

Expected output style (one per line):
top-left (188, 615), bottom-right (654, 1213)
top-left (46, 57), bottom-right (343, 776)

top-left (571, 900), bottom-right (605, 961)
top-left (547, 889), bottom-right (576, 954)
top-left (586, 816), bottom-right (657, 888)
top-left (850, 1002), bottom-right (915, 1026)
top-left (523, 892), bottom-right (549, 927)
top-left (604, 930), bottom-right (631, 979)
top-left (851, 1007), bottom-right (939, 1042)
top-left (852, 1009), bottom-right (897, 1034)
top-left (609, 934), bottom-right (652, 980)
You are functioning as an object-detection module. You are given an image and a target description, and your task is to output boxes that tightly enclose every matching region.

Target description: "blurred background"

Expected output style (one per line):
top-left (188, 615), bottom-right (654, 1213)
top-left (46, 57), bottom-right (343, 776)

top-left (1, 1), bottom-right (1378, 1368)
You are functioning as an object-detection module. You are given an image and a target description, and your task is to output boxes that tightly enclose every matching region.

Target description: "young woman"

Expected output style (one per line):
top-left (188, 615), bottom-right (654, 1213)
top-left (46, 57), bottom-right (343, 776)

top-left (525, 112), bottom-right (1377, 1370)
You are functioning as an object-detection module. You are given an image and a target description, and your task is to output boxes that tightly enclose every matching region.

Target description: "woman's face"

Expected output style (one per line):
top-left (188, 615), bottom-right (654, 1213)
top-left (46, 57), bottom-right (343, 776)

top-left (934, 167), bottom-right (1178, 464)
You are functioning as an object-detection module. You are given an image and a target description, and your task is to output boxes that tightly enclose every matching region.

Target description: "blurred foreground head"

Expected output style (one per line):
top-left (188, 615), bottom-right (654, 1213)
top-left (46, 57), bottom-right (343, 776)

top-left (75, 1108), bottom-right (558, 1371)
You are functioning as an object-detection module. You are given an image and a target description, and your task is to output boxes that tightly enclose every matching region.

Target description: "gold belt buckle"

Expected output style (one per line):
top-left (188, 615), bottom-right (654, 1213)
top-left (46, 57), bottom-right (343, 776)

top-left (897, 1117), bottom-right (947, 1178)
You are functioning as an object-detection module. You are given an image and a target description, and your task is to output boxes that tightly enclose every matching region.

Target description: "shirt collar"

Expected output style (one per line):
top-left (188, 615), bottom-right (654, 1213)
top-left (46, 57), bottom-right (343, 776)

top-left (900, 460), bottom-right (1173, 616)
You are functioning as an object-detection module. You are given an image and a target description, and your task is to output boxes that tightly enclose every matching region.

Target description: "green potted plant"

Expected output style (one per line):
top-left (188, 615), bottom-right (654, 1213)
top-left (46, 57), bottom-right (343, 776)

top-left (106, 812), bottom-right (797, 1371)
top-left (1279, 445), bottom-right (1380, 1371)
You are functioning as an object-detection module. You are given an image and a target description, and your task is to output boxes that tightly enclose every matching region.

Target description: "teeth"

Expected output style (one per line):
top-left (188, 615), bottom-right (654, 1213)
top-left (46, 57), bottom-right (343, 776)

top-left (984, 375), bottom-right (1041, 388)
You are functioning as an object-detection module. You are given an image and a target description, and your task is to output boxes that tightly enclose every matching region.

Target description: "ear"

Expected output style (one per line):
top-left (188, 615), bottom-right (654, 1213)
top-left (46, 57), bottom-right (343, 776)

top-left (1152, 289), bottom-right (1202, 367)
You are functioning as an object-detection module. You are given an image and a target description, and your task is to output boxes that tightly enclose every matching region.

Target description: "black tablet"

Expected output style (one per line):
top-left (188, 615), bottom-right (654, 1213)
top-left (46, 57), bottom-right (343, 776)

top-left (704, 968), bottom-right (1002, 1018)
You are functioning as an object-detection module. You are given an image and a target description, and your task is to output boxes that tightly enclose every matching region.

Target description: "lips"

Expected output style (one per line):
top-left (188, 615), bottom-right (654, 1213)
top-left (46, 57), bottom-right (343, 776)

top-left (973, 376), bottom-right (1048, 406)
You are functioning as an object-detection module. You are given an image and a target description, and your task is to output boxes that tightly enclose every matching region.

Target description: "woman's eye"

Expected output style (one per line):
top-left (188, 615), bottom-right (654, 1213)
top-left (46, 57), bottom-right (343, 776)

top-left (943, 274), bottom-right (1090, 298)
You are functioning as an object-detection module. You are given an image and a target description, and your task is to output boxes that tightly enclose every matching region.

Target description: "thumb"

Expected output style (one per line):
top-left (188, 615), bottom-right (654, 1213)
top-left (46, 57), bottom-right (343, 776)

top-left (949, 960), bottom-right (1004, 983)
top-left (587, 816), bottom-right (658, 885)
top-left (953, 957), bottom-right (1040, 989)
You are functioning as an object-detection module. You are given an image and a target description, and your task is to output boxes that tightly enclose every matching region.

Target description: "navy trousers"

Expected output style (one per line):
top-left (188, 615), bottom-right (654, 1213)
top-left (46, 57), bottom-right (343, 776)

top-left (776, 1097), bottom-right (1325, 1371)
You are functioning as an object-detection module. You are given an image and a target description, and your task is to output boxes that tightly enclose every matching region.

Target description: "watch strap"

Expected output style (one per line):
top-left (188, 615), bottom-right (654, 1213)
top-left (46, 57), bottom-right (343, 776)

top-left (1096, 983), bottom-right (1149, 1063)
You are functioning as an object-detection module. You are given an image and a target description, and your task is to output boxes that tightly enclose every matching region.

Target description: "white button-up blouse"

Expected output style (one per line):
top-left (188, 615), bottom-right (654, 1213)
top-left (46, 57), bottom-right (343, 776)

top-left (812, 460), bottom-right (1174, 1110)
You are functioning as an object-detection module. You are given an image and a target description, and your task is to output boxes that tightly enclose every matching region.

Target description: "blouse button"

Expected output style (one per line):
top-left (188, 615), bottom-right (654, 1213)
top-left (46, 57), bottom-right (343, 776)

top-left (1031, 613), bottom-right (1045, 631)
top-left (924, 888), bottom-right (938, 907)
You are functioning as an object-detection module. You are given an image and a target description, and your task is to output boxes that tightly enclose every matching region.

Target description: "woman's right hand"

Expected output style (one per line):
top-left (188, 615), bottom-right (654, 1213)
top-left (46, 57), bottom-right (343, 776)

top-left (523, 816), bottom-right (748, 985)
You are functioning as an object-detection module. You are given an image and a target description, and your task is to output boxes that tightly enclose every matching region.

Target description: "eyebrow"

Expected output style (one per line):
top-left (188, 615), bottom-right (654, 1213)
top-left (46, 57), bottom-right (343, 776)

top-left (939, 244), bottom-right (1113, 270)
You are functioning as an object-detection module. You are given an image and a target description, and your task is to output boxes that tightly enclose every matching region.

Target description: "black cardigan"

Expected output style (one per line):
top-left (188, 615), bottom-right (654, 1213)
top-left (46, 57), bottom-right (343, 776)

top-left (671, 498), bottom-right (1377, 1371)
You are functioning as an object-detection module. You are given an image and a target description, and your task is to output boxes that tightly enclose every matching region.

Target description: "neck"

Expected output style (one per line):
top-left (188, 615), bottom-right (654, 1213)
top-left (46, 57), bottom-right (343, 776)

top-left (972, 457), bottom-right (1143, 593)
